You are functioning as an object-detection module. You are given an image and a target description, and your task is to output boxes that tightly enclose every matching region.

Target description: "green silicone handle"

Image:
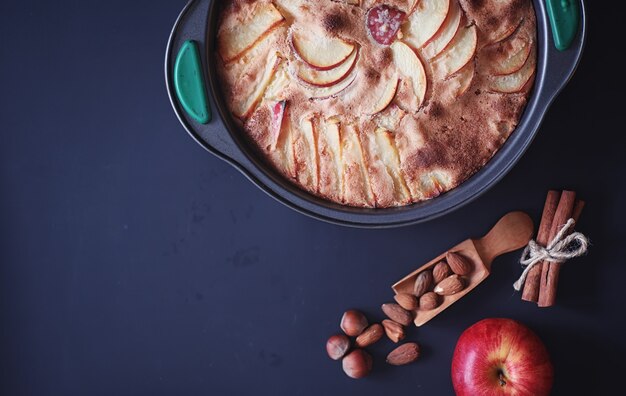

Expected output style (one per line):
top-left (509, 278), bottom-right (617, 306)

top-left (174, 40), bottom-right (211, 124)
top-left (546, 0), bottom-right (580, 51)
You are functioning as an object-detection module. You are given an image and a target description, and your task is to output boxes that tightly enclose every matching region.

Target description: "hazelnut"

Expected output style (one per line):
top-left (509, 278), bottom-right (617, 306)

top-left (340, 310), bottom-right (368, 336)
top-left (326, 334), bottom-right (350, 360)
top-left (342, 349), bottom-right (373, 379)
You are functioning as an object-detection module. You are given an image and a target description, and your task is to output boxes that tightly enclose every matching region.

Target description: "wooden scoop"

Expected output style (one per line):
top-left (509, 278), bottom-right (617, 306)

top-left (392, 211), bottom-right (534, 327)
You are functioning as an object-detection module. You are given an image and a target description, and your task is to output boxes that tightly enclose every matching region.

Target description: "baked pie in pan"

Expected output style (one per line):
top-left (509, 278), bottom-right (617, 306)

top-left (216, 0), bottom-right (537, 207)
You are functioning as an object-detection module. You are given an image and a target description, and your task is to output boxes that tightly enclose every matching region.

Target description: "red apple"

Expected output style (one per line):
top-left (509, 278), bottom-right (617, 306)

top-left (451, 318), bottom-right (553, 396)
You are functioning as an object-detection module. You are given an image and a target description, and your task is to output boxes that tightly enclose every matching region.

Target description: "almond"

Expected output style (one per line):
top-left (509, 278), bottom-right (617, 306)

top-left (355, 324), bottom-right (384, 348)
top-left (419, 292), bottom-right (440, 310)
top-left (386, 342), bottom-right (420, 365)
top-left (394, 293), bottom-right (419, 311)
top-left (432, 261), bottom-right (452, 284)
top-left (446, 252), bottom-right (473, 275)
top-left (382, 303), bottom-right (413, 326)
top-left (434, 274), bottom-right (465, 296)
top-left (382, 319), bottom-right (405, 343)
top-left (413, 269), bottom-right (433, 297)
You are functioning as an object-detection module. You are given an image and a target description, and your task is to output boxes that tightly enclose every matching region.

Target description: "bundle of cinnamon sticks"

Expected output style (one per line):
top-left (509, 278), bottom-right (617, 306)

top-left (521, 190), bottom-right (584, 307)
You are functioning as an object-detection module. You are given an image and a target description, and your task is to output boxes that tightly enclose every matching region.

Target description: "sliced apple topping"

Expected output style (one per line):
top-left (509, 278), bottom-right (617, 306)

top-left (417, 170), bottom-right (452, 199)
top-left (367, 127), bottom-right (412, 205)
top-left (267, 100), bottom-right (297, 179)
top-left (304, 70), bottom-right (358, 99)
top-left (292, 116), bottom-right (319, 191)
top-left (421, 1), bottom-right (462, 59)
top-left (234, 52), bottom-right (282, 119)
top-left (269, 107), bottom-right (296, 179)
top-left (433, 25), bottom-right (477, 79)
top-left (491, 18), bottom-right (524, 44)
top-left (403, 0), bottom-right (451, 49)
top-left (217, 2), bottom-right (285, 63)
top-left (264, 61), bottom-right (292, 101)
top-left (317, 119), bottom-right (343, 202)
top-left (391, 41), bottom-right (427, 108)
top-left (482, 36), bottom-right (532, 76)
top-left (369, 76), bottom-right (400, 115)
top-left (341, 123), bottom-right (374, 207)
top-left (448, 61), bottom-right (475, 98)
top-left (291, 28), bottom-right (356, 70)
top-left (366, 5), bottom-right (406, 46)
top-left (270, 100), bottom-right (288, 150)
top-left (487, 49), bottom-right (536, 93)
top-left (374, 104), bottom-right (407, 131)
top-left (295, 48), bottom-right (358, 87)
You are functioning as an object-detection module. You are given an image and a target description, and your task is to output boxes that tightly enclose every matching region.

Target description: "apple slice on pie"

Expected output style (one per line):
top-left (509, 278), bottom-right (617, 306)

top-left (317, 118), bottom-right (344, 202)
top-left (421, 0), bottom-right (462, 59)
top-left (361, 127), bottom-right (412, 206)
top-left (233, 52), bottom-right (283, 119)
top-left (341, 123), bottom-right (374, 207)
top-left (295, 48), bottom-right (358, 87)
top-left (217, 2), bottom-right (285, 63)
top-left (433, 25), bottom-right (477, 79)
top-left (487, 50), bottom-right (536, 93)
top-left (291, 28), bottom-right (356, 70)
top-left (403, 0), bottom-right (451, 49)
top-left (482, 35), bottom-right (532, 76)
top-left (391, 41), bottom-right (427, 108)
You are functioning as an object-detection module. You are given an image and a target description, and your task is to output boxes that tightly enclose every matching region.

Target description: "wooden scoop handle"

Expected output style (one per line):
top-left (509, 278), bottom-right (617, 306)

top-left (473, 211), bottom-right (534, 269)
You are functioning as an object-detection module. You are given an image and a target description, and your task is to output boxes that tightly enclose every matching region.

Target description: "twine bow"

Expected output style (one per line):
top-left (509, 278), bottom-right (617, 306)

top-left (513, 219), bottom-right (589, 291)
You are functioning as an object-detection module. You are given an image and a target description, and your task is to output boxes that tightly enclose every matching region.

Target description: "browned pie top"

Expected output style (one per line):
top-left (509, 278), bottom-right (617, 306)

top-left (215, 0), bottom-right (537, 207)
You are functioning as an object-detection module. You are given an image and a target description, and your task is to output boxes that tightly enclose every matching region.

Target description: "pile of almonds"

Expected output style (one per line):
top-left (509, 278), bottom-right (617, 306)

top-left (407, 252), bottom-right (473, 312)
top-left (326, 308), bottom-right (420, 379)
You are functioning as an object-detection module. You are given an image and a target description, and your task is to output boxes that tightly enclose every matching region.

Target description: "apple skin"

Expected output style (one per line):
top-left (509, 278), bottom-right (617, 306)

top-left (451, 318), bottom-right (553, 396)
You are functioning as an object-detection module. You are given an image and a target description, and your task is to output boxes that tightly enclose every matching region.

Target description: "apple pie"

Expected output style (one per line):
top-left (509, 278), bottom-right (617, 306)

top-left (216, 0), bottom-right (537, 207)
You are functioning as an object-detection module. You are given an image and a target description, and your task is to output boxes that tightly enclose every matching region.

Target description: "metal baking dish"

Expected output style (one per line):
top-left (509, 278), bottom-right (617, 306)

top-left (165, 0), bottom-right (586, 228)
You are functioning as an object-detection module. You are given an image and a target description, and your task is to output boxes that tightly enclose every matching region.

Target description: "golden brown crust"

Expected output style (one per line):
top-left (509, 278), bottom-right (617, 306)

top-left (215, 0), bottom-right (537, 207)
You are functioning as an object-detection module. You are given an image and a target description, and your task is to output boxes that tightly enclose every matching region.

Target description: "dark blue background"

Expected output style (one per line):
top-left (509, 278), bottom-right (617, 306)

top-left (1, 1), bottom-right (624, 395)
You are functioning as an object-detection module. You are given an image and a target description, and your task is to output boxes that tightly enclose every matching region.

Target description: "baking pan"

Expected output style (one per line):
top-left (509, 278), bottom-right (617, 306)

top-left (165, 0), bottom-right (586, 228)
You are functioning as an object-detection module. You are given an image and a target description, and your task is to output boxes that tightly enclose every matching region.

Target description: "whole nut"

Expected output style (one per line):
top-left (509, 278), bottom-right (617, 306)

top-left (340, 310), bottom-right (368, 336)
top-left (382, 319), bottom-right (406, 343)
top-left (382, 303), bottom-right (413, 326)
top-left (419, 292), bottom-right (440, 310)
top-left (386, 342), bottom-right (420, 365)
top-left (446, 252), bottom-right (472, 275)
top-left (394, 293), bottom-right (419, 311)
top-left (326, 334), bottom-right (350, 360)
top-left (342, 349), bottom-right (372, 379)
top-left (413, 270), bottom-right (434, 297)
top-left (434, 274), bottom-right (465, 296)
top-left (432, 261), bottom-right (452, 284)
top-left (355, 324), bottom-right (384, 348)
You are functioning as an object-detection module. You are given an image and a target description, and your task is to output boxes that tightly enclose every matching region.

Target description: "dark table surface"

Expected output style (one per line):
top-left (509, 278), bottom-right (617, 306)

top-left (1, 1), bottom-right (624, 395)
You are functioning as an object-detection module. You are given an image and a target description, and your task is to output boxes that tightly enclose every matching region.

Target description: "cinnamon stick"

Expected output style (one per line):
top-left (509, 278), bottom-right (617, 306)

top-left (521, 190), bottom-right (561, 302)
top-left (537, 191), bottom-right (579, 307)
